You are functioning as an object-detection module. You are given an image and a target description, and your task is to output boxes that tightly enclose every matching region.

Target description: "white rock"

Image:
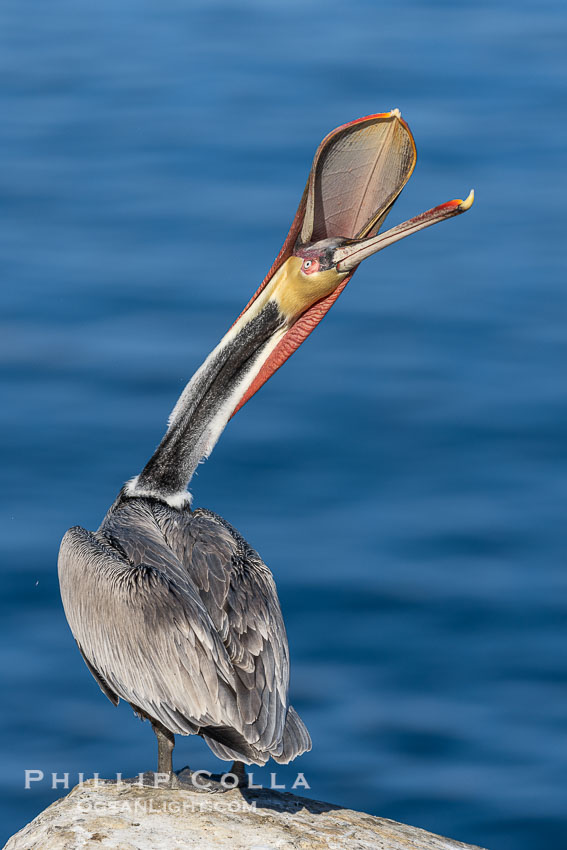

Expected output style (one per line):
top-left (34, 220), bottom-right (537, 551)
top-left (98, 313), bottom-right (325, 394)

top-left (4, 778), bottom-right (487, 850)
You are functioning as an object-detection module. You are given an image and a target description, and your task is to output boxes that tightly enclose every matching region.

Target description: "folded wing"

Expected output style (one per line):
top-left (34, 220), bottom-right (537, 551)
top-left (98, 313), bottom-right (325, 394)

top-left (58, 497), bottom-right (310, 765)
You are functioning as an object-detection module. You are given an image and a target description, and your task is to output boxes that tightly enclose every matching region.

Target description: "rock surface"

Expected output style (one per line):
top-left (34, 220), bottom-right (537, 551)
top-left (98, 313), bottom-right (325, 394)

top-left (4, 776), bottom-right (487, 850)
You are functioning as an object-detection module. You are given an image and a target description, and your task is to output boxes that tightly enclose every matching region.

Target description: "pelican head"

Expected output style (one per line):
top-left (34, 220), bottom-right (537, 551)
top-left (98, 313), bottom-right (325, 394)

top-left (129, 109), bottom-right (474, 505)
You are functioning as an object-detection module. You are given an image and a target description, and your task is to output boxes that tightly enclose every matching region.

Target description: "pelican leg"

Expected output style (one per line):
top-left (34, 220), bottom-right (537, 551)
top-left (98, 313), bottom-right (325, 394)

top-left (152, 720), bottom-right (175, 776)
top-left (229, 760), bottom-right (247, 788)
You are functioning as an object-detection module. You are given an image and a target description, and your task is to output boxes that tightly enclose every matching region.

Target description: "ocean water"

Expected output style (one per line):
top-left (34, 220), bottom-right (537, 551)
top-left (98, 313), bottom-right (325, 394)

top-left (1, 1), bottom-right (566, 847)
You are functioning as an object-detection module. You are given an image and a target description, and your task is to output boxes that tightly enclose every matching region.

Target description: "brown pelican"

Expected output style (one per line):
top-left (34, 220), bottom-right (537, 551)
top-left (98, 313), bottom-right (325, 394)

top-left (58, 110), bottom-right (473, 782)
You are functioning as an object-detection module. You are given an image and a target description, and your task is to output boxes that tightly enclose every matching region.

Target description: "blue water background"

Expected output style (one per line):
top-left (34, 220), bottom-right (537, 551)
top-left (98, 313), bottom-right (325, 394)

top-left (1, 1), bottom-right (566, 847)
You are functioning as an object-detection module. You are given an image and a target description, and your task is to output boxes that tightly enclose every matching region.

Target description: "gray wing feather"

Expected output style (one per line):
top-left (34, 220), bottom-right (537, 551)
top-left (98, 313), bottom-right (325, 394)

top-left (58, 497), bottom-right (310, 764)
top-left (58, 524), bottom-right (234, 735)
top-left (155, 506), bottom-right (292, 753)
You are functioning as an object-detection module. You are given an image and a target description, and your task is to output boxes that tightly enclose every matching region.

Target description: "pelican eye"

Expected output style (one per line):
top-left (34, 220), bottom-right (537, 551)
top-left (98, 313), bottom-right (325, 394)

top-left (301, 258), bottom-right (320, 275)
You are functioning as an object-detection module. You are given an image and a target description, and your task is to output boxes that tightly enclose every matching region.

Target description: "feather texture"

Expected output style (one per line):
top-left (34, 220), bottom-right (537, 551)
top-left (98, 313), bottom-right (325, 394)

top-left (58, 493), bottom-right (310, 765)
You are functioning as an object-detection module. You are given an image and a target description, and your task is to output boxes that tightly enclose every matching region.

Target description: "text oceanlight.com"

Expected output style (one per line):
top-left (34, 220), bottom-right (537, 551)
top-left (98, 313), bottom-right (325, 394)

top-left (77, 798), bottom-right (259, 814)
